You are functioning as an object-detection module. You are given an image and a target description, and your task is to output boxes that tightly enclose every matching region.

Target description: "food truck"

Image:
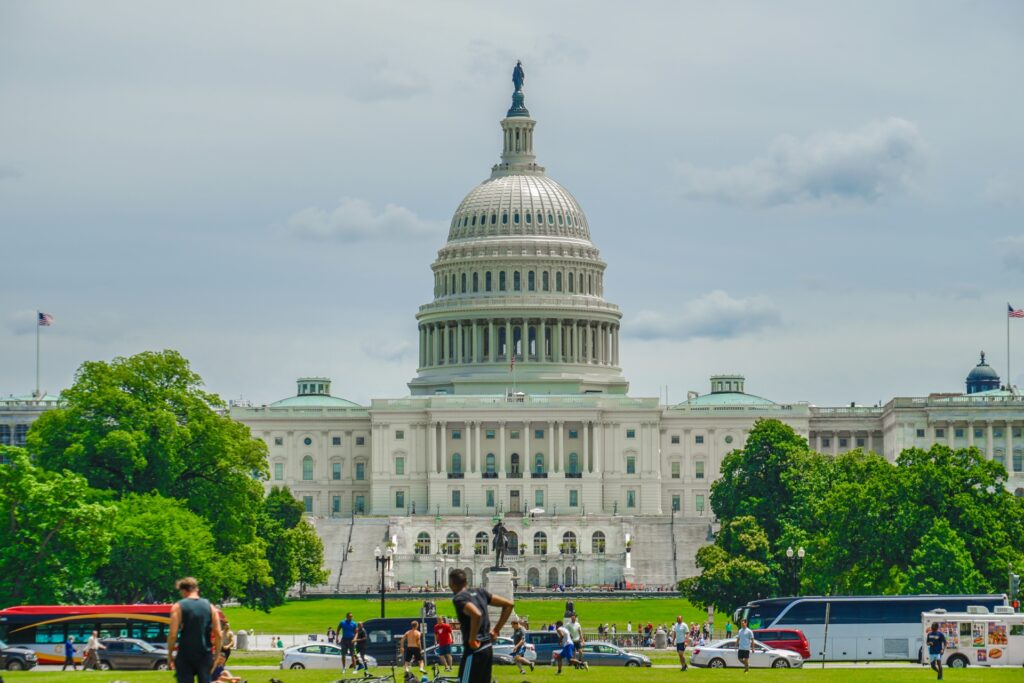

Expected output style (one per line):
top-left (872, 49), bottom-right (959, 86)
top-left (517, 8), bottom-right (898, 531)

top-left (921, 606), bottom-right (1024, 667)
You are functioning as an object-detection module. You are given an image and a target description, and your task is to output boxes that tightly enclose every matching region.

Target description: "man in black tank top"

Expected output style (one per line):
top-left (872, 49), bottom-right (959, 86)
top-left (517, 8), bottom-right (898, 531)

top-left (167, 577), bottom-right (223, 683)
top-left (449, 568), bottom-right (514, 683)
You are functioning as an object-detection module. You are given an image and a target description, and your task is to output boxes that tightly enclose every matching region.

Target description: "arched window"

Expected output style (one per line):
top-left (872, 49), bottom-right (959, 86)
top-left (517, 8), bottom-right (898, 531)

top-left (507, 531), bottom-right (519, 555)
top-left (510, 453), bottom-right (521, 474)
top-left (473, 272), bottom-right (479, 292)
top-left (451, 453), bottom-right (462, 474)
top-left (533, 531), bottom-right (548, 555)
top-left (592, 531), bottom-right (606, 554)
top-left (542, 271), bottom-right (549, 291)
top-left (528, 271), bottom-right (535, 291)
top-left (513, 212), bottom-right (520, 224)
top-left (513, 271), bottom-right (521, 291)
top-left (525, 212), bottom-right (532, 224)
top-left (415, 532), bottom-right (431, 555)
top-left (568, 272), bottom-right (575, 292)
top-left (461, 273), bottom-right (467, 293)
top-left (445, 532), bottom-right (461, 555)
top-left (561, 531), bottom-right (577, 554)
top-left (548, 212), bottom-right (554, 224)
top-left (485, 272), bottom-right (492, 292)
top-left (568, 452), bottom-right (579, 474)
top-left (471, 215), bottom-right (477, 226)
top-left (485, 453), bottom-right (496, 474)
top-left (528, 567), bottom-right (540, 587)
top-left (556, 272), bottom-right (563, 292)
top-left (502, 212), bottom-right (508, 225)
top-left (548, 566), bottom-right (559, 586)
top-left (491, 213), bottom-right (497, 225)
top-left (474, 532), bottom-right (489, 555)
top-left (537, 212), bottom-right (543, 225)
top-left (534, 453), bottom-right (544, 473)
top-left (558, 213), bottom-right (564, 225)
top-left (302, 456), bottom-right (314, 481)
top-left (499, 272), bottom-right (507, 291)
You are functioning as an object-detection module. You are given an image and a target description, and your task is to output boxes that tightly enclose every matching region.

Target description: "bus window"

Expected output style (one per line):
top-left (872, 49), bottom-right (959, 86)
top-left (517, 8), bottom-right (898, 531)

top-left (67, 623), bottom-right (95, 644)
top-left (130, 621), bottom-right (169, 642)
top-left (777, 601), bottom-right (827, 625)
top-left (1011, 624), bottom-right (1024, 636)
top-left (34, 624), bottom-right (65, 644)
top-left (959, 622), bottom-right (972, 637)
top-left (98, 621), bottom-right (129, 639)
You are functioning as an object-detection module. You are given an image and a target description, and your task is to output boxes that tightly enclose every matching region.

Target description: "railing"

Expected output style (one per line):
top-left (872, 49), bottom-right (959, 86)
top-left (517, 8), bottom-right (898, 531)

top-left (564, 472), bottom-right (582, 479)
top-left (447, 472), bottom-right (464, 479)
top-left (531, 472), bottom-right (548, 479)
top-left (482, 472), bottom-right (498, 479)
top-left (507, 472), bottom-right (523, 478)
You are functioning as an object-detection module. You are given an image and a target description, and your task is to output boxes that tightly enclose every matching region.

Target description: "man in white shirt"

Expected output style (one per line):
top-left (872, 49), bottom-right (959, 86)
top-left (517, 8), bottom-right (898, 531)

top-left (552, 620), bottom-right (585, 673)
top-left (671, 615), bottom-right (689, 671)
top-left (83, 631), bottom-right (105, 670)
top-left (736, 619), bottom-right (755, 673)
top-left (565, 614), bottom-right (588, 670)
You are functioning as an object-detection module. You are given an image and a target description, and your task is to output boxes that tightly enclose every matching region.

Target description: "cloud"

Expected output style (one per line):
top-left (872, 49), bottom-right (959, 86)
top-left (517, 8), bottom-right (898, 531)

top-left (7, 310), bottom-right (41, 336)
top-left (628, 290), bottom-right (782, 341)
top-left (1000, 236), bottom-right (1024, 272)
top-left (675, 118), bottom-right (925, 207)
top-left (346, 61), bottom-right (429, 102)
top-left (983, 175), bottom-right (1024, 207)
top-left (285, 198), bottom-right (443, 242)
top-left (361, 340), bottom-right (414, 363)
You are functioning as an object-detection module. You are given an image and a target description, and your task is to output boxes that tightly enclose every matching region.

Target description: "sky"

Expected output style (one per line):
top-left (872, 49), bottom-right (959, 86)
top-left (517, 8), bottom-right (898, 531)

top-left (1, 0), bottom-right (1023, 407)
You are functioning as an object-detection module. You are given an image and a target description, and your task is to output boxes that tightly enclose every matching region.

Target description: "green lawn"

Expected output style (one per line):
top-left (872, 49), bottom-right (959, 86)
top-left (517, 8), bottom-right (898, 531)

top-left (6, 666), bottom-right (1024, 682)
top-left (223, 597), bottom-right (721, 636)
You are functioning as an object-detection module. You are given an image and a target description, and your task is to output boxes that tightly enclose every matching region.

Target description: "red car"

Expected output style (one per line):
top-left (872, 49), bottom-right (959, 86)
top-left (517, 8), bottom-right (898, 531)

top-left (752, 629), bottom-right (811, 660)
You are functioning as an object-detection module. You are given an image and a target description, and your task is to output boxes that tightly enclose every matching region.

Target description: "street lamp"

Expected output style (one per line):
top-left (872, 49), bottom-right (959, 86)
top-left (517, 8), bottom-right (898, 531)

top-left (785, 546), bottom-right (805, 596)
top-left (374, 545), bottom-right (393, 618)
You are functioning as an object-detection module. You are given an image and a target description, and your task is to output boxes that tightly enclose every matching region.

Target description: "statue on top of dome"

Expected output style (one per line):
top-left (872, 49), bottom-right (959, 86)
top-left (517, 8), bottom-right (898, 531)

top-left (512, 60), bottom-right (525, 92)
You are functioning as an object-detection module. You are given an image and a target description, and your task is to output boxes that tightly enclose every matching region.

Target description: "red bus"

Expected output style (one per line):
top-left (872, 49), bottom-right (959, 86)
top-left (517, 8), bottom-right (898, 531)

top-left (0, 604), bottom-right (224, 666)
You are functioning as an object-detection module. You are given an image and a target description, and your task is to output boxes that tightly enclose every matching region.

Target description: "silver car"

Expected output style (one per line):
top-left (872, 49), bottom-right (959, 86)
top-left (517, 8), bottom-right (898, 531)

top-left (493, 636), bottom-right (537, 663)
top-left (577, 641), bottom-right (651, 667)
top-left (690, 638), bottom-right (804, 669)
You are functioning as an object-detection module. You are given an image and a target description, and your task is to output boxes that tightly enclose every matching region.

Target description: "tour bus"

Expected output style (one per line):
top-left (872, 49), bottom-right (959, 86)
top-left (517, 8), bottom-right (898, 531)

top-left (733, 594), bottom-right (1008, 662)
top-left (0, 604), bottom-right (224, 665)
top-left (921, 606), bottom-right (1024, 667)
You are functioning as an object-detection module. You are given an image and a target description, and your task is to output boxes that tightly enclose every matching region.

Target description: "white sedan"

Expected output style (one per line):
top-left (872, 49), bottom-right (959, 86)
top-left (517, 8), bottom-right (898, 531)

top-left (690, 639), bottom-right (804, 669)
top-left (493, 637), bottom-right (537, 663)
top-left (280, 643), bottom-right (378, 670)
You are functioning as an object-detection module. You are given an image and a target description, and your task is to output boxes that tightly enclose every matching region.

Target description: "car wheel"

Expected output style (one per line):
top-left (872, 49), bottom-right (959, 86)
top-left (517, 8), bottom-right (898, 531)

top-left (947, 655), bottom-right (969, 669)
top-left (289, 663), bottom-right (305, 669)
top-left (626, 660), bottom-right (639, 666)
top-left (6, 661), bottom-right (24, 671)
top-left (772, 658), bottom-right (790, 668)
top-left (154, 661), bottom-right (170, 670)
top-left (708, 658), bottom-right (727, 668)
top-left (98, 661), bottom-right (112, 671)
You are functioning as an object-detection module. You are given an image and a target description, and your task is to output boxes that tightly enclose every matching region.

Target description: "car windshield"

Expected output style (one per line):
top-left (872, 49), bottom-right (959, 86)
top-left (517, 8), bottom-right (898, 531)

top-left (132, 641), bottom-right (157, 652)
top-left (0, 639), bottom-right (7, 648)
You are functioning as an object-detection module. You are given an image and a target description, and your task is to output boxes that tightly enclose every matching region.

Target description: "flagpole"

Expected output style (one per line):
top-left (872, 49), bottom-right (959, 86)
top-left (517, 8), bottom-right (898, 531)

top-left (35, 311), bottom-right (40, 398)
top-left (1009, 304), bottom-right (1012, 391)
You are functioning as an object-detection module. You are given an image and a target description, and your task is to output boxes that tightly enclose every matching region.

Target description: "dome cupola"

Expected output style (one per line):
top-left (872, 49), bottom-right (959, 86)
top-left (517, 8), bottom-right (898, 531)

top-left (966, 351), bottom-right (1000, 394)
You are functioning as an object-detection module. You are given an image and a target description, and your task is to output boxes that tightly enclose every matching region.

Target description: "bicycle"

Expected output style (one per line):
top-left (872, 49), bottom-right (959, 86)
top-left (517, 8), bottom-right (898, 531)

top-left (429, 664), bottom-right (506, 683)
top-left (332, 665), bottom-right (398, 683)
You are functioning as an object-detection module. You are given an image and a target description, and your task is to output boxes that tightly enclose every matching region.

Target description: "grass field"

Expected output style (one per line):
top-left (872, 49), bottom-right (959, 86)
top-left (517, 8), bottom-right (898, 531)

top-left (6, 667), bottom-right (1023, 682)
top-left (223, 597), bottom-right (720, 635)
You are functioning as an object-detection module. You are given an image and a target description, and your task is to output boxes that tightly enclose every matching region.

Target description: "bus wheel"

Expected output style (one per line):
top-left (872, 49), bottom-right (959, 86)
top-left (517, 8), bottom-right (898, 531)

top-left (947, 655), bottom-right (969, 669)
top-left (772, 659), bottom-right (790, 668)
top-left (6, 661), bottom-right (24, 671)
top-left (708, 658), bottom-right (726, 668)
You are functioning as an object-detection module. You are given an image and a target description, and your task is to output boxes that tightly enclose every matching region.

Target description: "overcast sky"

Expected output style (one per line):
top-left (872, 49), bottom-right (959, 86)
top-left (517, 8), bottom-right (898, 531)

top-left (2, 1), bottom-right (1023, 406)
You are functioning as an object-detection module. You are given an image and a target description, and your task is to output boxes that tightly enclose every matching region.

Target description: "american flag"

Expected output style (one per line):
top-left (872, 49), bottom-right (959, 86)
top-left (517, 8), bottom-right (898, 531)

top-left (37, 311), bottom-right (54, 326)
top-left (1010, 304), bottom-right (1024, 319)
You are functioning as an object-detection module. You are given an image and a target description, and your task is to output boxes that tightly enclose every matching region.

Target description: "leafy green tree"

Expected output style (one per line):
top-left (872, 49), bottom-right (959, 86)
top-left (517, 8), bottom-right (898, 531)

top-left (681, 516), bottom-right (778, 611)
top-left (266, 485), bottom-right (304, 528)
top-left (899, 518), bottom-right (987, 594)
top-left (290, 519), bottom-right (330, 594)
top-left (0, 447), bottom-right (114, 603)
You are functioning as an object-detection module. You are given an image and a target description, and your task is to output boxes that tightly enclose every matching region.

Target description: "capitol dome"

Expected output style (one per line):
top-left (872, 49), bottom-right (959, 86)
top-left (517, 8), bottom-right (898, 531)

top-left (409, 65), bottom-right (627, 396)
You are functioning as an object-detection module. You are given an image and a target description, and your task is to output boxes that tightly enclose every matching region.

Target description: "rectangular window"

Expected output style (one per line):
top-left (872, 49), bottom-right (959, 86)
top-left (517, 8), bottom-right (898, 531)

top-left (303, 496), bottom-right (313, 513)
top-left (626, 490), bottom-right (636, 508)
top-left (823, 437), bottom-right (831, 448)
top-left (1015, 451), bottom-right (1023, 472)
top-left (332, 462), bottom-right (341, 480)
top-left (672, 494), bottom-right (680, 512)
top-left (486, 429), bottom-right (495, 439)
top-left (354, 495), bottom-right (365, 514)
top-left (510, 430), bottom-right (520, 439)
top-left (452, 430), bottom-right (462, 440)
top-left (994, 428), bottom-right (1004, 438)
top-left (695, 435), bottom-right (704, 444)
top-left (486, 489), bottom-right (495, 507)
top-left (671, 461), bottom-right (680, 479)
top-left (569, 429), bottom-right (578, 439)
top-left (332, 496), bottom-right (340, 514)
top-left (535, 429), bottom-right (544, 439)
top-left (452, 489), bottom-right (461, 508)
top-left (332, 436), bottom-right (342, 446)
top-left (695, 494), bottom-right (705, 513)
top-left (395, 457), bottom-right (405, 475)
top-left (274, 436), bottom-right (283, 446)
top-left (626, 456), bottom-right (636, 474)
top-left (355, 462), bottom-right (365, 480)
top-left (975, 428), bottom-right (984, 439)
top-left (955, 428), bottom-right (964, 438)
top-left (1015, 428), bottom-right (1023, 438)
top-left (356, 436), bottom-right (365, 446)
top-left (626, 429), bottom-right (636, 439)
top-left (839, 438), bottom-right (848, 448)
top-left (915, 428), bottom-right (925, 437)
top-left (395, 430), bottom-right (404, 440)
top-left (671, 435), bottom-right (680, 444)
top-left (535, 489), bottom-right (544, 507)
top-left (396, 491), bottom-right (405, 509)
top-left (695, 461), bottom-right (705, 479)
top-left (856, 438), bottom-right (865, 447)
top-left (569, 490), bottom-right (578, 507)
top-left (935, 428), bottom-right (945, 438)
top-left (274, 463), bottom-right (284, 480)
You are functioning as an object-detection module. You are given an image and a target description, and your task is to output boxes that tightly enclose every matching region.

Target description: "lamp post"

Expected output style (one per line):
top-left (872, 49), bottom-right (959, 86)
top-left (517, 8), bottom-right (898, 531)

top-left (785, 546), bottom-right (805, 596)
top-left (374, 544), bottom-right (393, 618)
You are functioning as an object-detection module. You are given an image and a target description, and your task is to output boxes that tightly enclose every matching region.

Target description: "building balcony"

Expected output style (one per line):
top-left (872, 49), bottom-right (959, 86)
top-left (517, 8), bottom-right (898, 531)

top-left (507, 472), bottom-right (523, 479)
top-left (531, 472), bottom-right (548, 479)
top-left (447, 472), bottom-right (464, 479)
top-left (564, 472), bottom-right (582, 479)
top-left (482, 472), bottom-right (498, 479)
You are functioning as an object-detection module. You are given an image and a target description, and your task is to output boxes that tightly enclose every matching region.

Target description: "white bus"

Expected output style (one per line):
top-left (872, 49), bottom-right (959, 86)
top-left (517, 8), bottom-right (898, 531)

top-left (922, 606), bottom-right (1024, 668)
top-left (733, 594), bottom-right (1008, 661)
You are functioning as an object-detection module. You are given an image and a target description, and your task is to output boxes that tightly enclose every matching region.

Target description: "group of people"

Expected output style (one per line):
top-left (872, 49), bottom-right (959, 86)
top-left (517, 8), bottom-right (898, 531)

top-left (332, 611), bottom-right (371, 672)
top-left (60, 631), bottom-right (104, 671)
top-left (670, 615), bottom-right (754, 673)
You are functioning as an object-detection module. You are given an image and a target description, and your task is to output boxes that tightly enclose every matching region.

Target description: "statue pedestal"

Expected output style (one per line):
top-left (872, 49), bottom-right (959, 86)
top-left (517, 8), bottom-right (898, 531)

top-left (484, 567), bottom-right (517, 634)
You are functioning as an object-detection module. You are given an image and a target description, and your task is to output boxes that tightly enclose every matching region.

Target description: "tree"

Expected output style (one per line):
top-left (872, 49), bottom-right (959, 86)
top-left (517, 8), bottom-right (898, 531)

top-left (899, 519), bottom-right (987, 594)
top-left (0, 447), bottom-right (114, 603)
top-left (289, 520), bottom-right (330, 594)
top-left (681, 518), bottom-right (778, 612)
top-left (266, 486), bottom-right (304, 528)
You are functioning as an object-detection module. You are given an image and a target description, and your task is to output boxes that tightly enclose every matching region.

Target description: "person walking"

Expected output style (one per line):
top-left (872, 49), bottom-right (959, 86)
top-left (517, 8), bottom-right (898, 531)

top-left (510, 618), bottom-right (534, 675)
top-left (353, 621), bottom-right (369, 671)
top-left (83, 630), bottom-right (104, 670)
top-left (671, 615), bottom-right (689, 671)
top-left (926, 622), bottom-right (947, 680)
top-left (220, 621), bottom-right (236, 662)
top-left (566, 613), bottom-right (588, 670)
top-left (399, 620), bottom-right (426, 675)
top-left (449, 568), bottom-right (513, 683)
top-left (327, 626), bottom-right (336, 644)
top-left (337, 611), bottom-right (358, 672)
top-left (62, 635), bottom-right (78, 671)
top-left (432, 616), bottom-right (454, 672)
top-left (736, 619), bottom-right (754, 673)
top-left (725, 621), bottom-right (732, 639)
top-left (167, 577), bottom-right (223, 683)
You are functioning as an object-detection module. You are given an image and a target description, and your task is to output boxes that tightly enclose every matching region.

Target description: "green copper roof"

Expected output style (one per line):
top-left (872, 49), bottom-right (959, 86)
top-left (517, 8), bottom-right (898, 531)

top-left (679, 391), bottom-right (776, 407)
top-left (270, 394), bottom-right (363, 409)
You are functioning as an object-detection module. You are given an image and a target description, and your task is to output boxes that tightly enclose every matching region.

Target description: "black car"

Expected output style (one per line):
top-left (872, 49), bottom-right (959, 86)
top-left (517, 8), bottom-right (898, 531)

top-left (97, 638), bottom-right (169, 670)
top-left (0, 639), bottom-right (38, 671)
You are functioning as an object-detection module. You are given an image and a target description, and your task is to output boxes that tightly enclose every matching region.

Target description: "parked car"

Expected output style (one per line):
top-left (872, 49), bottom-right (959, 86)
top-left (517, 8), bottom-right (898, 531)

top-left (0, 639), bottom-right (38, 671)
top-left (690, 639), bottom-right (804, 669)
top-left (97, 638), bottom-right (169, 670)
top-left (753, 629), bottom-right (811, 660)
top-left (493, 636), bottom-right (537, 663)
top-left (524, 630), bottom-right (562, 663)
top-left (424, 643), bottom-right (463, 666)
top-left (577, 642), bottom-right (651, 667)
top-left (280, 643), bottom-right (378, 670)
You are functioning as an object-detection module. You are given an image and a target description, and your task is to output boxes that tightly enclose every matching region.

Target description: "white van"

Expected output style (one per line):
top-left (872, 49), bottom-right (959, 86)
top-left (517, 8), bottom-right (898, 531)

top-left (921, 606), bottom-right (1024, 667)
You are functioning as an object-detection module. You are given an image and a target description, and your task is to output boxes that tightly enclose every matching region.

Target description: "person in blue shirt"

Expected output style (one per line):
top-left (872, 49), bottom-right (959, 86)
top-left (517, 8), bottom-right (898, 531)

top-left (337, 612), bottom-right (358, 672)
top-left (736, 619), bottom-right (755, 673)
top-left (62, 636), bottom-right (77, 671)
top-left (926, 622), bottom-right (947, 680)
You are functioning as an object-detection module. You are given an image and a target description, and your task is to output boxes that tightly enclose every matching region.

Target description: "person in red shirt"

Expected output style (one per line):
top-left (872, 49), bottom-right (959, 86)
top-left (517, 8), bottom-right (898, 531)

top-left (433, 616), bottom-right (454, 672)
